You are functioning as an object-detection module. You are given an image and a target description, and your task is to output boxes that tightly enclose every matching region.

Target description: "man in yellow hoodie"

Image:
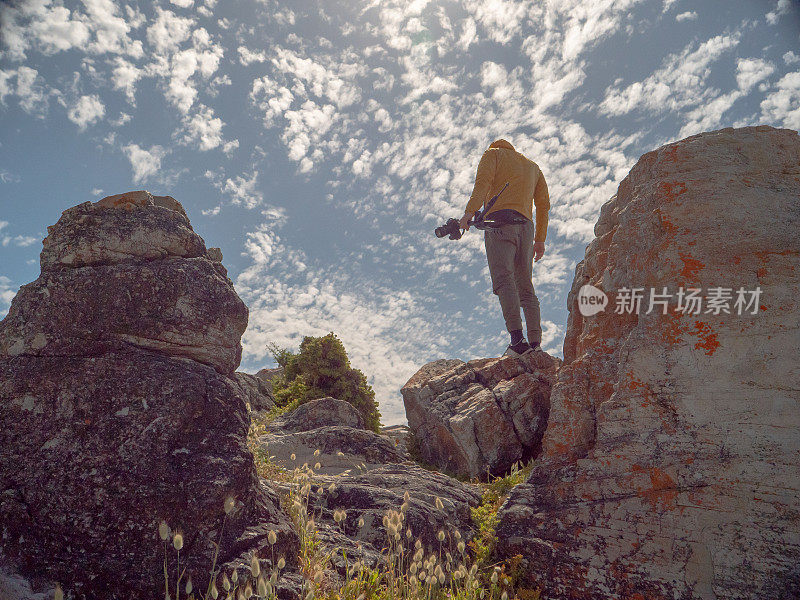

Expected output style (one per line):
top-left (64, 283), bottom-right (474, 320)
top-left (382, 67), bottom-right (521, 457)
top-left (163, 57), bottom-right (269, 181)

top-left (459, 139), bottom-right (549, 356)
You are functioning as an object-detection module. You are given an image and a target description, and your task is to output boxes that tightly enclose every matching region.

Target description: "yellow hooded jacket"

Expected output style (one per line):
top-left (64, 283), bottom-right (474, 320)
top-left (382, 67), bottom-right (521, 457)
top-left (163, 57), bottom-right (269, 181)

top-left (464, 139), bottom-right (550, 242)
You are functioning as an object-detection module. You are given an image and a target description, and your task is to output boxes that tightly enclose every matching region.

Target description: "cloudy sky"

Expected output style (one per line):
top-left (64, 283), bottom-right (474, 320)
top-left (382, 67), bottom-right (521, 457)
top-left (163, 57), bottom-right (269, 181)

top-left (1, 0), bottom-right (798, 424)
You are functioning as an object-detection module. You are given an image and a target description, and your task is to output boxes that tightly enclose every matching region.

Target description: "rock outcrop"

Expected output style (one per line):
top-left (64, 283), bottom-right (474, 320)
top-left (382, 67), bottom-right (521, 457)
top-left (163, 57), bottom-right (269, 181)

top-left (496, 126), bottom-right (800, 598)
top-left (266, 397), bottom-right (365, 432)
top-left (0, 192), bottom-right (297, 599)
top-left (258, 398), bottom-right (408, 475)
top-left (401, 351), bottom-right (559, 479)
top-left (233, 371), bottom-right (277, 412)
top-left (296, 464), bottom-right (482, 573)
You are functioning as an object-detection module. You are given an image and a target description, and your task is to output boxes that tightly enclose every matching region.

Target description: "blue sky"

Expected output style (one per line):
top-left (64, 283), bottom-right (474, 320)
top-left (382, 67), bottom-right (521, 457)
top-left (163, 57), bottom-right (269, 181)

top-left (1, 0), bottom-right (798, 425)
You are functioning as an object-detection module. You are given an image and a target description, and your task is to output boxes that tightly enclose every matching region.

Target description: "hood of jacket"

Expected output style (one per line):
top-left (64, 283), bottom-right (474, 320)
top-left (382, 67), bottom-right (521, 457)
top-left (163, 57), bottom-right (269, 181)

top-left (489, 139), bottom-right (515, 151)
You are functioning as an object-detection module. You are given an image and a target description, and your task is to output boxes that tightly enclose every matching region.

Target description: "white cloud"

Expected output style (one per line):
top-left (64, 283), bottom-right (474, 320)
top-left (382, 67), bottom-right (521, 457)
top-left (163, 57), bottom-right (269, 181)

top-left (82, 0), bottom-right (144, 57)
top-left (599, 33), bottom-right (740, 116)
top-left (0, 221), bottom-right (7, 230)
top-left (206, 169), bottom-right (263, 208)
top-left (111, 57), bottom-right (142, 102)
top-left (122, 144), bottom-right (168, 182)
top-left (766, 0), bottom-right (792, 25)
top-left (0, 1), bottom-right (89, 61)
top-left (0, 69), bottom-right (13, 103)
top-left (0, 275), bottom-right (17, 318)
top-left (2, 234), bottom-right (38, 247)
top-left (238, 46), bottom-right (267, 65)
top-left (15, 66), bottom-right (48, 115)
top-left (222, 139), bottom-right (239, 155)
top-left (662, 0), bottom-right (680, 11)
top-left (736, 58), bottom-right (775, 93)
top-left (146, 18), bottom-right (224, 114)
top-left (675, 11), bottom-right (697, 22)
top-left (783, 51), bottom-right (799, 65)
top-left (66, 94), bottom-right (105, 129)
top-left (760, 71), bottom-right (800, 129)
top-left (181, 104), bottom-right (224, 150)
top-left (171, 0), bottom-right (195, 7)
top-left (146, 7), bottom-right (194, 55)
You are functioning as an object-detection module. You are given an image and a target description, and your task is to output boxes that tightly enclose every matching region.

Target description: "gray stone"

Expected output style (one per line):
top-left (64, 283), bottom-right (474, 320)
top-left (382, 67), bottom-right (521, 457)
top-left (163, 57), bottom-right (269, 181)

top-left (495, 126), bottom-right (800, 599)
top-left (402, 351), bottom-right (559, 479)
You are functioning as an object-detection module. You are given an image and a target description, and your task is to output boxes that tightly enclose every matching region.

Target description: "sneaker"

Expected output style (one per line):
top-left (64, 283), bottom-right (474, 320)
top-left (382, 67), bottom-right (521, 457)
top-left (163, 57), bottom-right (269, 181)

top-left (529, 341), bottom-right (542, 352)
top-left (503, 340), bottom-right (533, 357)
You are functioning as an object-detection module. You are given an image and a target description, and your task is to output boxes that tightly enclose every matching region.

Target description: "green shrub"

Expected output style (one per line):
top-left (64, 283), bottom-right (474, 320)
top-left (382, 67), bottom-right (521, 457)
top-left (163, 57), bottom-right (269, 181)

top-left (268, 333), bottom-right (382, 433)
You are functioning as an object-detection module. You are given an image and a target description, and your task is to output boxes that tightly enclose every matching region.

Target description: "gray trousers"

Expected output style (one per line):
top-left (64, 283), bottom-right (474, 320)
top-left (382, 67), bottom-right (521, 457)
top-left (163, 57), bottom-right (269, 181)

top-left (484, 220), bottom-right (542, 343)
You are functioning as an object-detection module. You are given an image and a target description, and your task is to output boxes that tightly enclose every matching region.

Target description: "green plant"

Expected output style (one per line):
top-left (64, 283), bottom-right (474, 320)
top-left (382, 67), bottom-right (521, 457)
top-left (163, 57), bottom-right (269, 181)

top-left (267, 333), bottom-right (382, 432)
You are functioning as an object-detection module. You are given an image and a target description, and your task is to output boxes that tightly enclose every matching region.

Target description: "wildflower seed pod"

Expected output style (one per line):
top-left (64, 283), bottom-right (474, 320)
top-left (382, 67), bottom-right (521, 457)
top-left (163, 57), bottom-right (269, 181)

top-left (490, 571), bottom-right (498, 583)
top-left (231, 569), bottom-right (239, 583)
top-left (277, 556), bottom-right (286, 569)
top-left (453, 530), bottom-right (461, 540)
top-left (314, 449), bottom-right (320, 457)
top-left (403, 491), bottom-right (410, 502)
top-left (210, 579), bottom-right (219, 599)
top-left (268, 529), bottom-right (277, 545)
top-left (405, 527), bottom-right (412, 539)
top-left (172, 532), bottom-right (183, 551)
top-left (224, 497), bottom-right (236, 514)
top-left (434, 497), bottom-right (444, 510)
top-left (458, 541), bottom-right (466, 554)
top-left (358, 517), bottom-right (365, 528)
top-left (290, 453), bottom-right (296, 461)
top-left (415, 539), bottom-right (422, 550)
top-left (159, 520), bottom-right (170, 541)
top-left (222, 573), bottom-right (231, 591)
top-left (257, 577), bottom-right (267, 597)
top-left (437, 530), bottom-right (445, 542)
top-left (470, 564), bottom-right (478, 576)
top-left (244, 583), bottom-right (253, 599)
top-left (185, 577), bottom-right (193, 595)
top-left (54, 584), bottom-right (64, 600)
top-left (501, 591), bottom-right (509, 600)
top-left (314, 462), bottom-right (321, 471)
top-left (250, 553), bottom-right (260, 577)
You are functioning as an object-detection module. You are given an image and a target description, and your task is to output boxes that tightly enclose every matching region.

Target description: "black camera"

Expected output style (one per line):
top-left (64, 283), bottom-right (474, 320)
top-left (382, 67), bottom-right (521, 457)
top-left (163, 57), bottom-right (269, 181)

top-left (434, 218), bottom-right (463, 240)
top-left (434, 182), bottom-right (510, 242)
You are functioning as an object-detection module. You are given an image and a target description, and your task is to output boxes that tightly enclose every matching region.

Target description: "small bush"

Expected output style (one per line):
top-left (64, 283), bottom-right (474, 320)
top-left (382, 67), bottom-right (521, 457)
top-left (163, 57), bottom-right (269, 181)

top-left (268, 333), bottom-right (382, 433)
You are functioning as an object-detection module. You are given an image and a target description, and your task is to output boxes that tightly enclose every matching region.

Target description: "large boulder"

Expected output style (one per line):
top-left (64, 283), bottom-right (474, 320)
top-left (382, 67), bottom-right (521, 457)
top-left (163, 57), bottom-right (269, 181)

top-left (301, 464), bottom-right (482, 571)
top-left (266, 397), bottom-right (365, 432)
top-left (1, 192), bottom-right (247, 375)
top-left (233, 371), bottom-right (277, 412)
top-left (401, 352), bottom-right (559, 479)
top-left (0, 192), bottom-right (298, 599)
top-left (259, 425), bottom-right (408, 476)
top-left (496, 126), bottom-right (800, 598)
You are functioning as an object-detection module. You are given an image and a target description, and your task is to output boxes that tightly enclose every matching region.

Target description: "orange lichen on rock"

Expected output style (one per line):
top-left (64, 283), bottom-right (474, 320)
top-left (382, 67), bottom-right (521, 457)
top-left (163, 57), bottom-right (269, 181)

top-left (678, 253), bottom-right (704, 281)
top-left (691, 320), bottom-right (720, 355)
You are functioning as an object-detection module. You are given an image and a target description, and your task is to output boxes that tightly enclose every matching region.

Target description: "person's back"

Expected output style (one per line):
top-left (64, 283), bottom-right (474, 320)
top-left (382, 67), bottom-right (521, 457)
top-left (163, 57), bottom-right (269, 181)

top-left (460, 138), bottom-right (550, 356)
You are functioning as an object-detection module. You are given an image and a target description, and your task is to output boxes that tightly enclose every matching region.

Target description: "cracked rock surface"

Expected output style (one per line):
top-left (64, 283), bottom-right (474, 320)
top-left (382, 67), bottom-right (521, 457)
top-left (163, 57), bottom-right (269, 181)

top-left (0, 191), bottom-right (298, 599)
top-left (495, 126), bottom-right (800, 599)
top-left (401, 351), bottom-right (559, 479)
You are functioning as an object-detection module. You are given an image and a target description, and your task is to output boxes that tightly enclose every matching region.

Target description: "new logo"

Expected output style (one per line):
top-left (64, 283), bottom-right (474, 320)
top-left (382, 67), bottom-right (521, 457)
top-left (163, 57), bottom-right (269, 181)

top-left (577, 284), bottom-right (608, 316)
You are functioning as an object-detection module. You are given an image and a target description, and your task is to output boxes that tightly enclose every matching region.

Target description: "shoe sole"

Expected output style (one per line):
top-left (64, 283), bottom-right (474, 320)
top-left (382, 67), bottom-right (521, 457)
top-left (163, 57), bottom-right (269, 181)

top-left (503, 347), bottom-right (534, 358)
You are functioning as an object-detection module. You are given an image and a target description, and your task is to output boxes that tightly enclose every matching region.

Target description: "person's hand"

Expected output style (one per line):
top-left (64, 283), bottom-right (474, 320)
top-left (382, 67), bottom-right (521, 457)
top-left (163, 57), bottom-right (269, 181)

top-left (533, 241), bottom-right (545, 262)
top-left (459, 213), bottom-right (473, 231)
